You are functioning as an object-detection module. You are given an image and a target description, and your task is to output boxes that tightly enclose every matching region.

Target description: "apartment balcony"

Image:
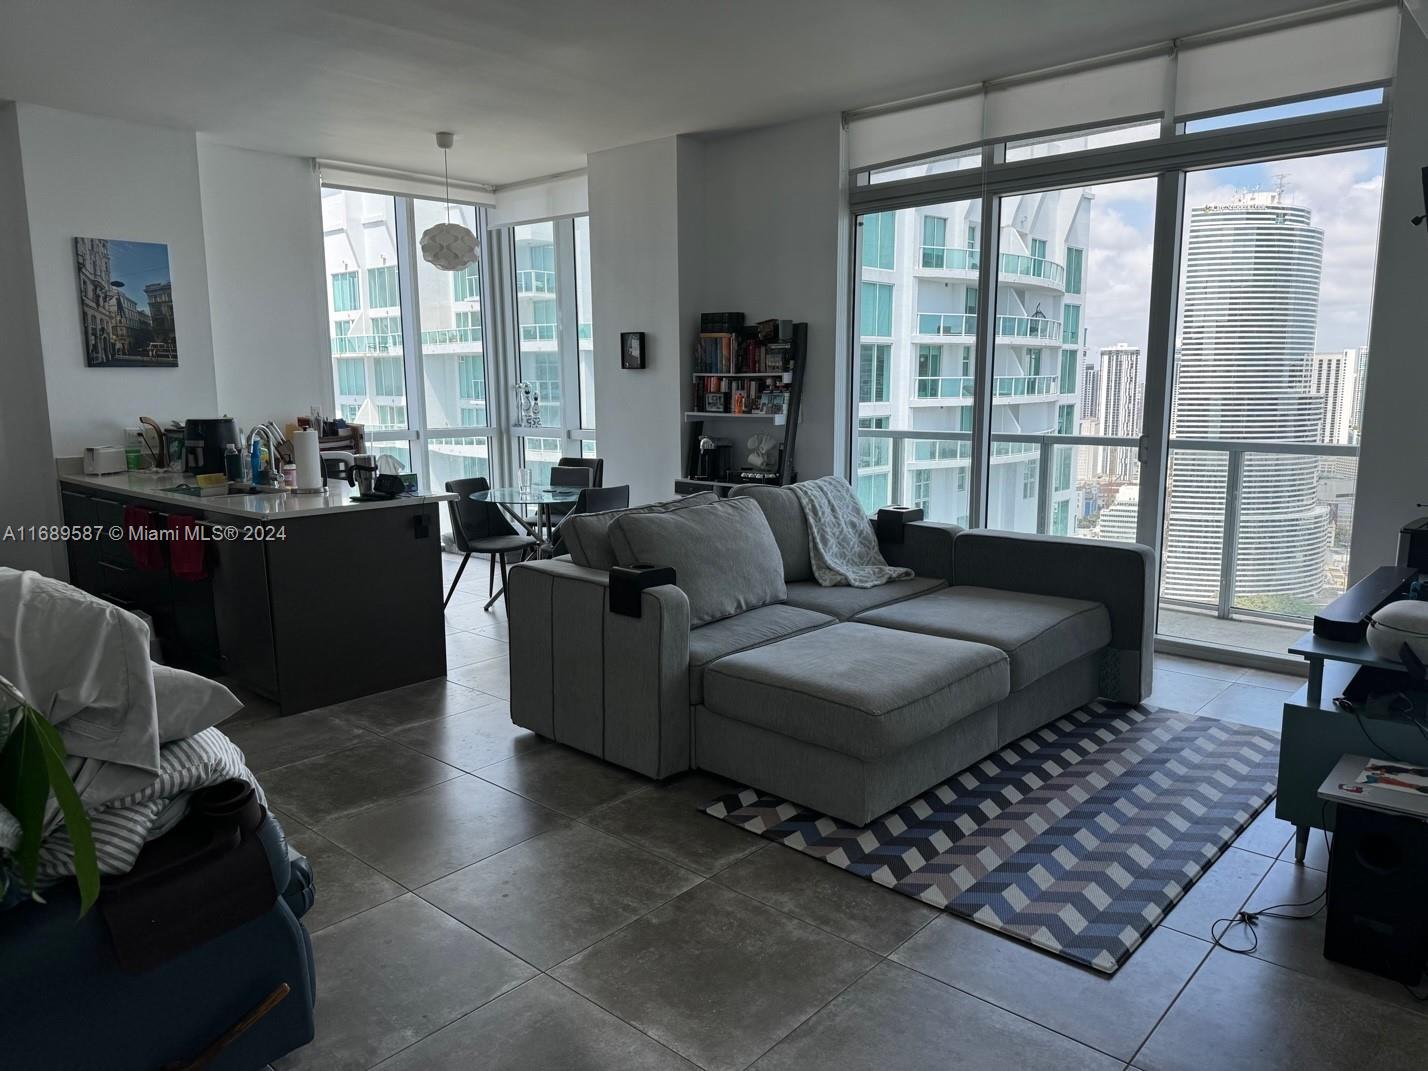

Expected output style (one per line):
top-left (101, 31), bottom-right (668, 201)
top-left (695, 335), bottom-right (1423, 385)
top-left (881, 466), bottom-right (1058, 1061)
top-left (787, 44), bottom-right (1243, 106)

top-left (330, 332), bottom-right (402, 355)
top-left (915, 247), bottom-right (1066, 290)
top-left (995, 315), bottom-right (1063, 341)
top-left (519, 323), bottom-right (558, 343)
top-left (854, 427), bottom-right (1359, 658)
top-left (516, 269), bottom-right (556, 296)
top-left (915, 312), bottom-right (976, 339)
top-left (913, 312), bottom-right (1063, 344)
top-left (912, 374), bottom-right (1060, 403)
top-left (419, 326), bottom-right (483, 351)
top-left (998, 253), bottom-right (1066, 288)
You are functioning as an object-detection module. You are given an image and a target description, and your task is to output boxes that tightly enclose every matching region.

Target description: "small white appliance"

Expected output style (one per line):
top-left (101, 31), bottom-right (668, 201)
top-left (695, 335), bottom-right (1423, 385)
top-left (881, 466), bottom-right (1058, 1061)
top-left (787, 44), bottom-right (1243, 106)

top-left (83, 446), bottom-right (128, 475)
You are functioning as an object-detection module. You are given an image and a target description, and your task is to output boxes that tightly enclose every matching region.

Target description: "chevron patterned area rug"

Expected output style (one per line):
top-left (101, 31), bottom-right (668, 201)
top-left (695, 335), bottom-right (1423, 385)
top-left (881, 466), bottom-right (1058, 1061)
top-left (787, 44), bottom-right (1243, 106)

top-left (703, 702), bottom-right (1279, 974)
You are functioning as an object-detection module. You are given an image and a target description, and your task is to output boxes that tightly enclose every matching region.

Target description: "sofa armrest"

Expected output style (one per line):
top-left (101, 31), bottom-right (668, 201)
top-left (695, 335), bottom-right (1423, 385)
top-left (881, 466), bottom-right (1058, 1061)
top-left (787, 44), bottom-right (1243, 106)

top-left (952, 530), bottom-right (1156, 703)
top-left (879, 521), bottom-right (963, 581)
top-left (507, 559), bottom-right (692, 778)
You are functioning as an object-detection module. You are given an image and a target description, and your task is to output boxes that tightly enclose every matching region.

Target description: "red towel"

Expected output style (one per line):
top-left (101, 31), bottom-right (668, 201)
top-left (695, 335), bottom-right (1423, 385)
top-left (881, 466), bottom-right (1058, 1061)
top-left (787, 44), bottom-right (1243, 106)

top-left (123, 506), bottom-right (166, 571)
top-left (167, 514), bottom-right (208, 581)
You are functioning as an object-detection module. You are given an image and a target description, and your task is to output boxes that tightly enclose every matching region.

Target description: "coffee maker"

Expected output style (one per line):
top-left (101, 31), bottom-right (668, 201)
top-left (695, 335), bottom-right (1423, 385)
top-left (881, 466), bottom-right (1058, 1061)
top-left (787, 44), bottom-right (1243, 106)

top-left (695, 436), bottom-right (734, 481)
top-left (183, 418), bottom-right (241, 476)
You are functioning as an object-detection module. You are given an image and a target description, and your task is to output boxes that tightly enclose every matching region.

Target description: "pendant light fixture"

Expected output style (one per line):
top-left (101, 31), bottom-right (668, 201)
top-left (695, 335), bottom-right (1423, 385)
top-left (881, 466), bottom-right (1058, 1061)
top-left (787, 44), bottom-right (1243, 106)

top-left (419, 131), bottom-right (479, 271)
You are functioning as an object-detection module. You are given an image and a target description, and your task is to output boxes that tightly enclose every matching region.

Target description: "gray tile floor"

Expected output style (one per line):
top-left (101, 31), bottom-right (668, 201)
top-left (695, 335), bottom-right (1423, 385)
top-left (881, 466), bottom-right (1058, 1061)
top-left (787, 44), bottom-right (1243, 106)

top-left (226, 555), bottom-right (1428, 1070)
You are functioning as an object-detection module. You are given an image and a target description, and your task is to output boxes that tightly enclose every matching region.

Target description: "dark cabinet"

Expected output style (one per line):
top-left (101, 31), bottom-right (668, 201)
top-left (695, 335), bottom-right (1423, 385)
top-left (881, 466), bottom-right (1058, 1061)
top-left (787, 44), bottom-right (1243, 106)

top-left (60, 484), bottom-right (446, 716)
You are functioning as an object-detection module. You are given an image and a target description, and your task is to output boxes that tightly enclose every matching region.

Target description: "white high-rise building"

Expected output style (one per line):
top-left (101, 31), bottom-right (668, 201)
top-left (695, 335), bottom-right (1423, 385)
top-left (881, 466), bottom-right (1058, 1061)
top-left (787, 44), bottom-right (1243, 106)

top-left (1164, 189), bottom-right (1330, 606)
top-left (1080, 361), bottom-right (1101, 420)
top-left (1096, 344), bottom-right (1142, 481)
top-left (1310, 348), bottom-right (1359, 445)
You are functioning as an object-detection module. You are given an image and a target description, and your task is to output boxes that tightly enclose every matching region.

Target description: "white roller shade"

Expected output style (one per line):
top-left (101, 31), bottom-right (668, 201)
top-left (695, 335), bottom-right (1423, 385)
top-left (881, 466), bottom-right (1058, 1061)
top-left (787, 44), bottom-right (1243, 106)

top-left (982, 53), bottom-right (1169, 141)
top-left (489, 171), bottom-right (589, 228)
top-left (847, 5), bottom-right (1401, 173)
top-left (318, 160), bottom-right (495, 206)
top-left (847, 90), bottom-right (983, 170)
top-left (1175, 6), bottom-right (1399, 118)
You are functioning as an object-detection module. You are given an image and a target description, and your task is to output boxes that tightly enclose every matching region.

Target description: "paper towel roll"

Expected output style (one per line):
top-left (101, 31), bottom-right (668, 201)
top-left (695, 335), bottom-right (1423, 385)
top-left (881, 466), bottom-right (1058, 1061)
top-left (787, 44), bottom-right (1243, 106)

top-left (293, 428), bottom-right (322, 490)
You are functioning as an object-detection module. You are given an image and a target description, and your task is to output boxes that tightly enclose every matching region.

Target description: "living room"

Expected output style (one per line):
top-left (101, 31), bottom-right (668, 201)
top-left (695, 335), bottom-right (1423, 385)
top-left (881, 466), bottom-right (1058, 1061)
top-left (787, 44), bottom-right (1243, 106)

top-left (2, 1), bottom-right (1428, 1068)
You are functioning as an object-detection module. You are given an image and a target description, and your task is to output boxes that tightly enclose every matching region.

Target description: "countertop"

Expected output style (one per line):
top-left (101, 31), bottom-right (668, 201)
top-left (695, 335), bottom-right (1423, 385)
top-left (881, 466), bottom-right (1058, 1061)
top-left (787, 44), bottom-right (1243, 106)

top-left (59, 471), bottom-right (456, 520)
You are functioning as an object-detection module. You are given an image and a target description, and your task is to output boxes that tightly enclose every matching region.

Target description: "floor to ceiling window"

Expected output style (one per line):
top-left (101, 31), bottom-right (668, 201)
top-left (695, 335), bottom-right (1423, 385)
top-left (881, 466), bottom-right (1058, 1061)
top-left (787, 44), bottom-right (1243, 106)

top-left (322, 184), bottom-right (596, 508)
top-left (323, 189), bottom-right (413, 471)
top-left (983, 175), bottom-right (1156, 539)
top-left (845, 2), bottom-right (1394, 658)
top-left (853, 198), bottom-right (983, 523)
top-left (1159, 148), bottom-right (1382, 654)
top-left (508, 217), bottom-right (596, 483)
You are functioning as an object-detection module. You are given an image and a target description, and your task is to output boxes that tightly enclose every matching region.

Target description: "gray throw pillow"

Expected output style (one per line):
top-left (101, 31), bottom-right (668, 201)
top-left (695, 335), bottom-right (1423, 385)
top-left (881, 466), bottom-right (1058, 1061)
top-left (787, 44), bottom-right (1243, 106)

top-left (607, 497), bottom-right (787, 626)
top-left (729, 485), bottom-right (813, 582)
top-left (563, 491), bottom-right (719, 570)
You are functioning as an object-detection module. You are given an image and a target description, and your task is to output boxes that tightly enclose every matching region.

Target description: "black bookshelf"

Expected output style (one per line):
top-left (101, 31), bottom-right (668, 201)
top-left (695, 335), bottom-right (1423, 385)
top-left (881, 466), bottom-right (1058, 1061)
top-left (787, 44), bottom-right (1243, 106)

top-left (680, 319), bottom-right (808, 495)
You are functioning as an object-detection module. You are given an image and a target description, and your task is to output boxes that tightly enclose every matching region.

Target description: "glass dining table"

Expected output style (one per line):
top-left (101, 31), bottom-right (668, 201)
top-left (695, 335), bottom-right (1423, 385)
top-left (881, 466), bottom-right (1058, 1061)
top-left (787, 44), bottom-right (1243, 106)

top-left (470, 484), bottom-right (583, 551)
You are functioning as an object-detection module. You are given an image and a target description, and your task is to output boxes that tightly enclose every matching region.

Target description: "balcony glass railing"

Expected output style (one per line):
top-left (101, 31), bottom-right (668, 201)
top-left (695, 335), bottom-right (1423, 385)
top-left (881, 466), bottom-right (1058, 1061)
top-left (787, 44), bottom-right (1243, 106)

top-left (919, 246), bottom-right (980, 271)
top-left (996, 315), bottom-right (1062, 340)
top-left (999, 254), bottom-right (1065, 286)
top-left (916, 312), bottom-right (977, 337)
top-left (993, 374), bottom-right (1059, 397)
top-left (420, 326), bottom-right (483, 346)
top-left (915, 376), bottom-right (974, 399)
top-left (520, 323), bottom-right (558, 342)
top-left (915, 248), bottom-right (1065, 287)
top-left (853, 427), bottom-right (1359, 644)
top-left (330, 333), bottom-right (402, 355)
top-left (516, 269), bottom-right (556, 294)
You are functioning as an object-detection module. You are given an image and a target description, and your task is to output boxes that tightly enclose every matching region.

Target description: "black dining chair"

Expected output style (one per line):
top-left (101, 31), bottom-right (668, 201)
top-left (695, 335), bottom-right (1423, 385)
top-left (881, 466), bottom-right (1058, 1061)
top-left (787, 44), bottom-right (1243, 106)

top-left (444, 477), bottom-right (538, 611)
top-left (547, 457), bottom-right (603, 520)
top-left (550, 485), bottom-right (631, 558)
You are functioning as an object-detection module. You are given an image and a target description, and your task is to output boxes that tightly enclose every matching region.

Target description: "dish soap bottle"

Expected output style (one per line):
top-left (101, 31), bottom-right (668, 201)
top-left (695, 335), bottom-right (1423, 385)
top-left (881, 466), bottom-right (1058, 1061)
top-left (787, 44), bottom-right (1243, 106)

top-left (249, 438), bottom-right (264, 486)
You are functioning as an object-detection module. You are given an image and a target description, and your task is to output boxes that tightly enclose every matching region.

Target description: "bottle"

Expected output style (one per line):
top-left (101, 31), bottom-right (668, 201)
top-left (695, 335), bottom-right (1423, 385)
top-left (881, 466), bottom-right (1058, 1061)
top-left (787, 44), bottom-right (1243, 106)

top-left (224, 443), bottom-right (242, 482)
top-left (249, 439), bottom-right (263, 486)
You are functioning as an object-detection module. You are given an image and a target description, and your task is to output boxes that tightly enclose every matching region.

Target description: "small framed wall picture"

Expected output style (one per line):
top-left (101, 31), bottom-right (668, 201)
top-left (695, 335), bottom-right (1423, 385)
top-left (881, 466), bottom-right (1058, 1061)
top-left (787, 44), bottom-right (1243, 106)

top-left (620, 331), bottom-right (646, 370)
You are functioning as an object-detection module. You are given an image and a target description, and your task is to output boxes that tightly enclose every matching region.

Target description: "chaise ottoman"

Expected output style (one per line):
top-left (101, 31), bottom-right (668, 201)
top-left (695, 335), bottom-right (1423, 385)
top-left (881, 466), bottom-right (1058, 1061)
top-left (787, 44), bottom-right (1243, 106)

top-left (694, 622), bottom-right (1011, 824)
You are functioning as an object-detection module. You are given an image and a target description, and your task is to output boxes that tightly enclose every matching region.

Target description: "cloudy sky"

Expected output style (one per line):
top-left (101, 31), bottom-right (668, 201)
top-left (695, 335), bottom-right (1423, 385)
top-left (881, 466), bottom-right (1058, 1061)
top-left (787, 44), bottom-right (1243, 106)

top-left (1080, 146), bottom-right (1386, 373)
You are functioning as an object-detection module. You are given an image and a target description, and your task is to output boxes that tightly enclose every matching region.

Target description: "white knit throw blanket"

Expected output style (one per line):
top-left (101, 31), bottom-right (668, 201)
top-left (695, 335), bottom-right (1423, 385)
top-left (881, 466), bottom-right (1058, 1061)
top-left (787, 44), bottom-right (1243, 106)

top-left (787, 476), bottom-right (914, 589)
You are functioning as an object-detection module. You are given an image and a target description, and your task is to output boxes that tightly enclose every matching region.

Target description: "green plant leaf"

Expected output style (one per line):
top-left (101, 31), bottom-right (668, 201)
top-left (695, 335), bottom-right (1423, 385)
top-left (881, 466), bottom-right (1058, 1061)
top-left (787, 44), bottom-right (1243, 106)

top-left (0, 706), bottom-right (101, 915)
top-left (33, 715), bottom-right (100, 914)
top-left (0, 710), bottom-right (50, 889)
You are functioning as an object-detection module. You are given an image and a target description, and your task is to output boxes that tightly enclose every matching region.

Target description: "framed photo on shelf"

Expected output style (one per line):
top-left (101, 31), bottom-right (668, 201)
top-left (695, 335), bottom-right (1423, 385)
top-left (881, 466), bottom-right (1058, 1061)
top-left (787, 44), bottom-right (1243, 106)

top-left (760, 390), bottom-right (788, 415)
top-left (703, 392), bottom-right (726, 412)
top-left (621, 331), bottom-right (646, 369)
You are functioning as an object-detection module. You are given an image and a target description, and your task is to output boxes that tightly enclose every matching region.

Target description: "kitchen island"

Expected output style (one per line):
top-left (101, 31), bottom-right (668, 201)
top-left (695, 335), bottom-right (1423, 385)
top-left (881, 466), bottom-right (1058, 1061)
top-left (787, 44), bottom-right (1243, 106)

top-left (57, 470), bottom-right (455, 715)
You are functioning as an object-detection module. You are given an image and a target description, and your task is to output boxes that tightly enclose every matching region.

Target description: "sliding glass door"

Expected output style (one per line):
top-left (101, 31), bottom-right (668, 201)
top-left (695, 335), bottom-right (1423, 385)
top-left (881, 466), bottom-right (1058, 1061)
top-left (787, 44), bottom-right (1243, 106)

top-left (1159, 148), bottom-right (1383, 654)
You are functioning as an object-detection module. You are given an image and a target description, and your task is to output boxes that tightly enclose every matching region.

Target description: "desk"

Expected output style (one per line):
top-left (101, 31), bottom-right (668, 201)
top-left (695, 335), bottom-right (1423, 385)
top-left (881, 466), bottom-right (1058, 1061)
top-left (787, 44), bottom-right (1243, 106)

top-left (1278, 660), bottom-right (1428, 863)
top-left (471, 485), bottom-right (582, 550)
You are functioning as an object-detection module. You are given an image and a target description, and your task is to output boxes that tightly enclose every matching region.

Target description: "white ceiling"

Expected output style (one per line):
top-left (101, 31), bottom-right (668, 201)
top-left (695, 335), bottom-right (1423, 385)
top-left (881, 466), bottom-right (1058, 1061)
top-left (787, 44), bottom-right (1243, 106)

top-left (0, 0), bottom-right (1329, 186)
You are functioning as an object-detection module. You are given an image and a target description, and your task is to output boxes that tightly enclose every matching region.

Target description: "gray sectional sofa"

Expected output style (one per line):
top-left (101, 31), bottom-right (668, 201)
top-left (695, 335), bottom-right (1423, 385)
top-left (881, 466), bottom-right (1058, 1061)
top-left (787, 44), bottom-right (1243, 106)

top-left (508, 484), bottom-right (1155, 826)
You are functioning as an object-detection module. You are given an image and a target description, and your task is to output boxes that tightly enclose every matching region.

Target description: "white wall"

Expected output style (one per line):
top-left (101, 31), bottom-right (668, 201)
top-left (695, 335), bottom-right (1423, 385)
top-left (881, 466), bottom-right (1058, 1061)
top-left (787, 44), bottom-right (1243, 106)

top-left (0, 103), bottom-right (64, 574)
top-left (16, 104), bottom-right (218, 455)
top-left (697, 114), bottom-right (849, 480)
top-left (588, 135), bottom-right (703, 505)
top-left (198, 140), bottom-right (328, 428)
top-left (1350, 23), bottom-right (1428, 576)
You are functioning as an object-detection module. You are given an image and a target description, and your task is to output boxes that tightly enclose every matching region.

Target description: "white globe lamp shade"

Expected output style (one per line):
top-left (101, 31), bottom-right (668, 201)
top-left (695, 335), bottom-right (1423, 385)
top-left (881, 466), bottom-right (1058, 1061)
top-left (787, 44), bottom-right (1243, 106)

top-left (420, 222), bottom-right (479, 271)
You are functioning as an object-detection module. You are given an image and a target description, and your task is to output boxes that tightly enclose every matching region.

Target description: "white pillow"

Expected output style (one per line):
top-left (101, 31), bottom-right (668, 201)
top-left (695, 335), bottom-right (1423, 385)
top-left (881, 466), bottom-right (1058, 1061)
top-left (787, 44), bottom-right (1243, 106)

top-left (0, 567), bottom-right (160, 774)
top-left (152, 664), bottom-right (243, 743)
